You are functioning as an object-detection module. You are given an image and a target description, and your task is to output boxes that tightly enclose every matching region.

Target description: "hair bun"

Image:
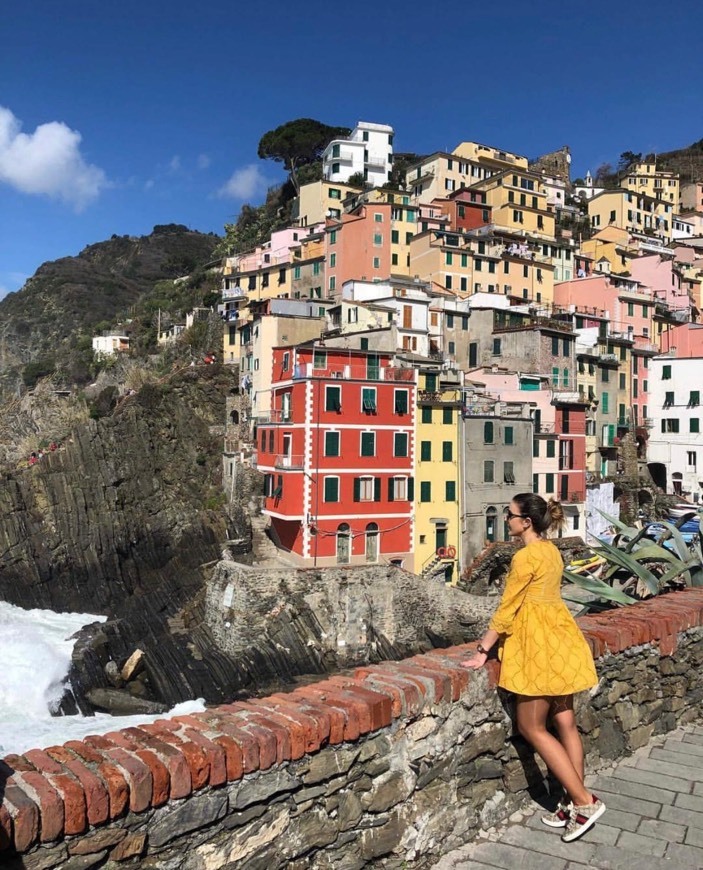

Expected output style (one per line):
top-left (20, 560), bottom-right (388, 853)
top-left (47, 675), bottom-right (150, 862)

top-left (546, 498), bottom-right (565, 531)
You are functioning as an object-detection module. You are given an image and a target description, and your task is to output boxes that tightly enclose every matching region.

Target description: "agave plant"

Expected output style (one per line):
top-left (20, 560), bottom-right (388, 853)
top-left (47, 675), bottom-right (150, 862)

top-left (562, 507), bottom-right (703, 614)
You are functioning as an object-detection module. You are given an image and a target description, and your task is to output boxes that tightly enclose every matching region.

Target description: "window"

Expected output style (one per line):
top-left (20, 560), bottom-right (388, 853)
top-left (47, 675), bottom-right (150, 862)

top-left (619, 373), bottom-right (626, 390)
top-left (394, 390), bottom-right (408, 415)
top-left (661, 419), bottom-right (679, 433)
top-left (354, 476), bottom-right (375, 501)
top-left (662, 364), bottom-right (671, 380)
top-left (373, 233), bottom-right (383, 246)
top-left (362, 387), bottom-right (377, 413)
top-left (313, 349), bottom-right (327, 370)
top-left (442, 441), bottom-right (453, 462)
top-left (445, 480), bottom-right (456, 501)
top-left (486, 507), bottom-right (497, 542)
top-left (325, 386), bottom-right (341, 412)
top-left (324, 477), bottom-right (339, 502)
top-left (293, 266), bottom-right (301, 280)
top-left (336, 523), bottom-right (350, 564)
top-left (394, 432), bottom-right (408, 457)
top-left (329, 188), bottom-right (341, 199)
top-left (664, 391), bottom-right (674, 408)
top-left (484, 421), bottom-right (494, 443)
top-left (389, 477), bottom-right (407, 501)
top-left (602, 392), bottom-right (609, 414)
top-left (360, 431), bottom-right (376, 457)
top-left (627, 302), bottom-right (634, 317)
top-left (551, 336), bottom-right (559, 355)
top-left (282, 352), bottom-right (290, 372)
top-left (329, 276), bottom-right (336, 291)
top-left (533, 473), bottom-right (539, 493)
top-left (269, 430), bottom-right (274, 453)
top-left (484, 460), bottom-right (494, 483)
top-left (443, 408), bottom-right (453, 424)
top-left (373, 257), bottom-right (381, 269)
top-left (324, 431), bottom-right (340, 457)
top-left (374, 212), bottom-right (383, 223)
top-left (504, 461), bottom-right (515, 484)
top-left (492, 338), bottom-right (501, 355)
top-left (420, 441), bottom-right (432, 461)
top-left (545, 473), bottom-right (555, 494)
top-left (546, 439), bottom-right (556, 458)
top-left (687, 451), bottom-right (697, 468)
top-left (278, 268), bottom-right (286, 284)
top-left (329, 253), bottom-right (336, 267)
top-left (690, 391), bottom-right (700, 408)
top-left (445, 251), bottom-right (453, 266)
top-left (691, 419), bottom-right (700, 433)
top-left (602, 367), bottom-right (609, 382)
top-left (420, 481), bottom-right (432, 502)
top-left (422, 407), bottom-right (432, 423)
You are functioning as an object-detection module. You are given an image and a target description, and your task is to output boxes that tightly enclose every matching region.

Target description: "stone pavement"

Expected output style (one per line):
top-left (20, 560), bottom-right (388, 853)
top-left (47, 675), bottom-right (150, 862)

top-left (432, 723), bottom-right (703, 869)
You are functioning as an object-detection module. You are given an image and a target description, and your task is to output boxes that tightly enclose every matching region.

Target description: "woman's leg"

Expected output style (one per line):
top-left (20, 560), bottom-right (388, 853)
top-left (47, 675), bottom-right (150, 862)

top-left (550, 695), bottom-right (584, 784)
top-left (516, 696), bottom-right (591, 806)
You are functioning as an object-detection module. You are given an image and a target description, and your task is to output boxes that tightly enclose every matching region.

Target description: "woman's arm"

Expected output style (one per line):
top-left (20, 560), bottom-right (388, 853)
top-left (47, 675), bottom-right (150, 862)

top-left (462, 628), bottom-right (499, 670)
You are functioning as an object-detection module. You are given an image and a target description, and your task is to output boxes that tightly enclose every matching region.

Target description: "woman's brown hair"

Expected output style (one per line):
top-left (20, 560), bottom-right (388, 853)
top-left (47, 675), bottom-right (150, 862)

top-left (512, 492), bottom-right (565, 535)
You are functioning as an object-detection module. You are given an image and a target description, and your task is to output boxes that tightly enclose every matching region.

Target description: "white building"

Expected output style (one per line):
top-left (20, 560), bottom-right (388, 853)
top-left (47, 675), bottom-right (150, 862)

top-left (672, 215), bottom-right (695, 241)
top-left (647, 356), bottom-right (703, 501)
top-left (92, 334), bottom-right (130, 356)
top-left (322, 121), bottom-right (394, 188)
top-left (574, 171), bottom-right (604, 201)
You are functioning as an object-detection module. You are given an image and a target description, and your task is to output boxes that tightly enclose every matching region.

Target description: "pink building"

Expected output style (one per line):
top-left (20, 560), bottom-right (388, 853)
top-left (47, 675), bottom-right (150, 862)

top-left (554, 274), bottom-right (654, 345)
top-left (659, 322), bottom-right (703, 357)
top-left (629, 254), bottom-right (691, 313)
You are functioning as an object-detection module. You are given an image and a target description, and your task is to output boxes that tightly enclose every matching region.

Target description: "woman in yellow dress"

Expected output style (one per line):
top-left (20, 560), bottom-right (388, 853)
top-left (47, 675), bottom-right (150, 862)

top-left (463, 493), bottom-right (606, 843)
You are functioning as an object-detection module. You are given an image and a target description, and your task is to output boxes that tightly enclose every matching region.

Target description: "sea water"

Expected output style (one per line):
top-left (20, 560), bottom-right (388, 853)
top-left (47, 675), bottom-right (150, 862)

top-left (0, 601), bottom-right (205, 755)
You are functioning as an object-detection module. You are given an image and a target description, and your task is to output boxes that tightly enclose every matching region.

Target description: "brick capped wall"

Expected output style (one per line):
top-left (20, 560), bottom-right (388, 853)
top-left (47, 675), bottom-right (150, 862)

top-left (2, 590), bottom-right (703, 868)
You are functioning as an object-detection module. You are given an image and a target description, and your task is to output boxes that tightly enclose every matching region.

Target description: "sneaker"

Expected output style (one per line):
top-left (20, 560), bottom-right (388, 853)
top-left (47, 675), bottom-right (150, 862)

top-left (562, 795), bottom-right (606, 842)
top-left (541, 799), bottom-right (572, 828)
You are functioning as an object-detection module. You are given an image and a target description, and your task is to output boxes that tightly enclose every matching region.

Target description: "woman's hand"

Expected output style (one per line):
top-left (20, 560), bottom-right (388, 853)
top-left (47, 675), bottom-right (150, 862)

top-left (461, 652), bottom-right (487, 670)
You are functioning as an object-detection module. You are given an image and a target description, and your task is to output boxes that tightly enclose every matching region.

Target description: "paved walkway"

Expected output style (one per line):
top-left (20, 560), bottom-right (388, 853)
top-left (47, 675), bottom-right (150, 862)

top-left (433, 723), bottom-right (703, 870)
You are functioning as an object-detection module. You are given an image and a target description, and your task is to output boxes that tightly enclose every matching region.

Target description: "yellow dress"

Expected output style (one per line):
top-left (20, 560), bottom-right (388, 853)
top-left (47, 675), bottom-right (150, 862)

top-left (489, 539), bottom-right (597, 696)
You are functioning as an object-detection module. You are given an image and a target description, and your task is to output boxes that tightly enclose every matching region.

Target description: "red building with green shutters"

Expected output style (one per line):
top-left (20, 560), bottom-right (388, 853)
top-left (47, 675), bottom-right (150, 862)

top-left (257, 342), bottom-right (416, 567)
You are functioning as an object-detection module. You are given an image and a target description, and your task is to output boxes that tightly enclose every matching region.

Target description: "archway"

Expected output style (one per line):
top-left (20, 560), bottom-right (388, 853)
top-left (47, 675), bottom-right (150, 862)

top-left (648, 462), bottom-right (667, 491)
top-left (336, 523), bottom-right (351, 564)
top-left (365, 523), bottom-right (379, 563)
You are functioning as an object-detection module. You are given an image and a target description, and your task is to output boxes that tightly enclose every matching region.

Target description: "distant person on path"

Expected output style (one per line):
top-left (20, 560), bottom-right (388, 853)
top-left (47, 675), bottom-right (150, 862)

top-left (462, 493), bottom-right (606, 842)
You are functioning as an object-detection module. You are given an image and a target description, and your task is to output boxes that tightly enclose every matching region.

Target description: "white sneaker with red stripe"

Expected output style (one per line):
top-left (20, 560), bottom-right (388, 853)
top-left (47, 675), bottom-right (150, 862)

top-left (562, 795), bottom-right (606, 842)
top-left (541, 799), bottom-right (572, 828)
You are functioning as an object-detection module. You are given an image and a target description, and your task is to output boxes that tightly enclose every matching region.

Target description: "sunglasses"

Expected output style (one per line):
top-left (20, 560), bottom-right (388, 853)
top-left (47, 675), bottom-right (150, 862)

top-left (504, 508), bottom-right (527, 520)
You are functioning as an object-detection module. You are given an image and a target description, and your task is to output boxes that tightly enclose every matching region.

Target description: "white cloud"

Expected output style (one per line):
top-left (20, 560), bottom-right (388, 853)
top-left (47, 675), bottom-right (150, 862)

top-left (216, 164), bottom-right (267, 200)
top-left (0, 106), bottom-right (108, 210)
top-left (168, 155), bottom-right (181, 172)
top-left (197, 153), bottom-right (211, 170)
top-left (144, 178), bottom-right (155, 191)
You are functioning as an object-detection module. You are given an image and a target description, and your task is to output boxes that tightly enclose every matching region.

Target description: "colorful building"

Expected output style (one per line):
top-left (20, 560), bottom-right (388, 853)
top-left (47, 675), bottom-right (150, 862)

top-left (258, 344), bottom-right (416, 567)
top-left (322, 121), bottom-right (394, 188)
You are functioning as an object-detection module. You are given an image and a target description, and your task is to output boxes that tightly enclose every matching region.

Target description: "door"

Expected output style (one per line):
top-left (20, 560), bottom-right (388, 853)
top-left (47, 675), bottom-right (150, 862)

top-left (282, 434), bottom-right (292, 467)
top-left (337, 524), bottom-right (351, 564)
top-left (435, 526), bottom-right (447, 553)
top-left (365, 523), bottom-right (379, 563)
top-left (469, 342), bottom-right (478, 368)
top-left (367, 354), bottom-right (380, 381)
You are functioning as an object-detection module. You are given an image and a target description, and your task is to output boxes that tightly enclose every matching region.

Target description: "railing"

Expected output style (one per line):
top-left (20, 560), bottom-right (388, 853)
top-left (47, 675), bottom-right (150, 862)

top-left (364, 156), bottom-right (386, 169)
top-left (292, 363), bottom-right (414, 382)
top-left (551, 390), bottom-right (582, 404)
top-left (330, 149), bottom-right (355, 163)
top-left (644, 418), bottom-right (655, 427)
top-left (274, 454), bottom-right (304, 469)
top-left (256, 410), bottom-right (292, 424)
top-left (564, 491), bottom-right (584, 503)
top-left (617, 418), bottom-right (630, 428)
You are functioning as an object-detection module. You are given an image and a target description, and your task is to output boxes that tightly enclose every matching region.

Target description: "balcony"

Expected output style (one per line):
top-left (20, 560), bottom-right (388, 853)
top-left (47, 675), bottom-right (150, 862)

top-left (551, 390), bottom-right (583, 405)
top-left (292, 363), bottom-right (414, 382)
top-left (364, 156), bottom-right (386, 169)
top-left (329, 149), bottom-right (355, 163)
top-left (256, 409), bottom-right (293, 424)
top-left (419, 390), bottom-right (462, 406)
top-left (563, 491), bottom-right (584, 504)
top-left (274, 454), bottom-right (304, 470)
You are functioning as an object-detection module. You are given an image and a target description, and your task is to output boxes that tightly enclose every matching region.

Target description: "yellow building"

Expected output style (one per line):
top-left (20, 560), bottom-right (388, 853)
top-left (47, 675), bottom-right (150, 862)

top-left (587, 190), bottom-right (675, 241)
top-left (452, 141), bottom-right (528, 171)
top-left (580, 226), bottom-right (632, 275)
top-left (470, 170), bottom-right (556, 239)
top-left (295, 179), bottom-right (363, 227)
top-left (620, 161), bottom-right (679, 206)
top-left (413, 367), bottom-right (462, 584)
top-left (409, 228), bottom-right (555, 305)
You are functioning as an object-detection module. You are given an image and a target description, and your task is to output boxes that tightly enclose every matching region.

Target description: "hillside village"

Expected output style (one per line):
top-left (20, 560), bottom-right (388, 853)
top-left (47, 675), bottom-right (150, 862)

top-left (100, 122), bottom-right (703, 582)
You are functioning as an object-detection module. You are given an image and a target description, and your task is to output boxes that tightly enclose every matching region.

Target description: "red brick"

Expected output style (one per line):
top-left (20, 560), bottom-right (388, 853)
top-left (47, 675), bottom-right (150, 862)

top-left (362, 672), bottom-right (423, 717)
top-left (659, 634), bottom-right (678, 657)
top-left (65, 741), bottom-right (105, 766)
top-left (2, 781), bottom-right (39, 852)
top-left (96, 762), bottom-right (129, 819)
top-left (17, 771), bottom-right (64, 842)
top-left (411, 655), bottom-right (470, 700)
top-left (151, 731), bottom-right (208, 792)
top-left (235, 721), bottom-right (278, 769)
top-left (102, 748), bottom-right (152, 813)
top-left (134, 749), bottom-right (170, 806)
top-left (373, 662), bottom-right (434, 704)
top-left (210, 734), bottom-right (244, 781)
top-left (122, 727), bottom-right (191, 799)
top-left (485, 659), bottom-right (501, 688)
top-left (47, 772), bottom-right (86, 836)
top-left (252, 698), bottom-right (323, 754)
top-left (326, 678), bottom-right (393, 730)
top-left (3, 754), bottom-right (36, 773)
top-left (269, 692), bottom-right (336, 746)
top-left (390, 662), bottom-right (450, 703)
top-left (246, 704), bottom-right (307, 760)
top-left (296, 686), bottom-right (362, 740)
top-left (581, 632), bottom-right (605, 658)
top-left (584, 626), bottom-right (624, 654)
top-left (203, 716), bottom-right (260, 773)
top-left (61, 758), bottom-right (109, 827)
top-left (589, 618), bottom-right (636, 650)
top-left (181, 728), bottom-right (228, 787)
top-left (23, 749), bottom-right (64, 776)
top-left (357, 675), bottom-right (403, 717)
top-left (83, 734), bottom-right (115, 752)
top-left (0, 803), bottom-right (12, 851)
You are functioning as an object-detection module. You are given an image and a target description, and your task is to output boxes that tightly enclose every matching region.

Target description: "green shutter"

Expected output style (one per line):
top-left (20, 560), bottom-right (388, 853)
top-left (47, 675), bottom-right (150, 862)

top-left (691, 419), bottom-right (700, 433)
top-left (420, 481), bottom-right (431, 502)
top-left (505, 426), bottom-right (514, 445)
top-left (445, 480), bottom-right (456, 501)
top-left (353, 478), bottom-right (360, 502)
top-left (361, 432), bottom-right (375, 456)
top-left (546, 440), bottom-right (556, 458)
top-left (443, 408), bottom-right (453, 424)
top-left (421, 441), bottom-right (432, 461)
top-left (407, 477), bottom-right (414, 501)
top-left (325, 478), bottom-right (338, 502)
top-left (422, 407), bottom-right (432, 423)
top-left (388, 478), bottom-right (395, 501)
top-left (545, 473), bottom-right (554, 493)
top-left (442, 441), bottom-right (453, 461)
top-left (395, 391), bottom-right (408, 414)
top-left (484, 421), bottom-right (494, 443)
top-left (374, 478), bottom-right (381, 502)
top-left (394, 433), bottom-right (408, 457)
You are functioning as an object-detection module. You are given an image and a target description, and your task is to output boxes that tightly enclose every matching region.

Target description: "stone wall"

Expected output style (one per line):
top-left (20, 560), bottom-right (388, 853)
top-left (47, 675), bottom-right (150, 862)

top-left (2, 590), bottom-right (703, 868)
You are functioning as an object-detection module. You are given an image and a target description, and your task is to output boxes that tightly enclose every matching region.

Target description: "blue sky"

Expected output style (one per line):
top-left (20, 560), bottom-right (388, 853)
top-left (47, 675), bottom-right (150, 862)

top-left (2, 0), bottom-right (702, 298)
